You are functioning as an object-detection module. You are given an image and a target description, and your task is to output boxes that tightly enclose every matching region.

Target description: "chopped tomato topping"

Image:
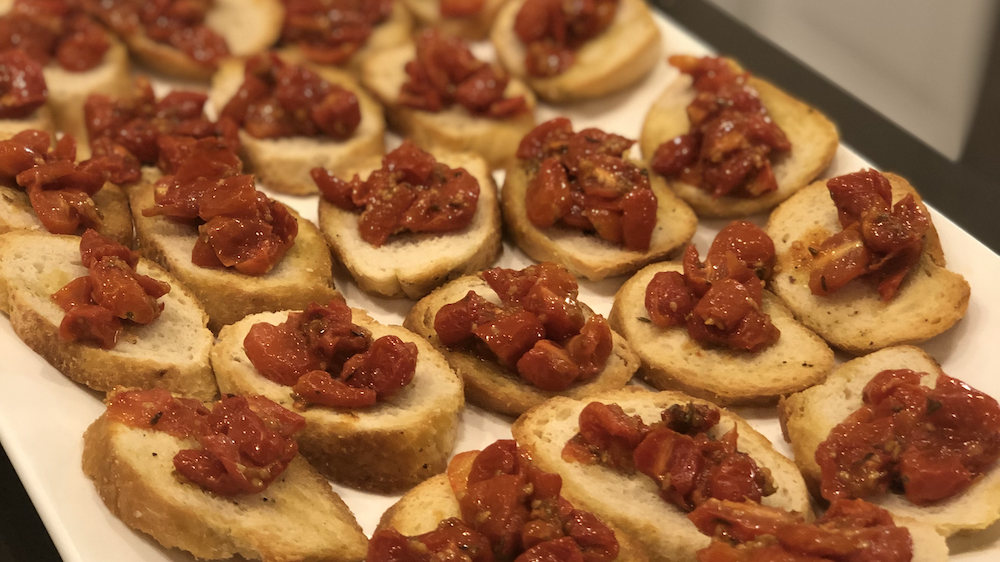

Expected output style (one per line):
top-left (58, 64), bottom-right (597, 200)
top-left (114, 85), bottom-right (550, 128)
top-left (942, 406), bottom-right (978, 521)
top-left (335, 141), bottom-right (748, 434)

top-left (518, 120), bottom-right (658, 251)
top-left (314, 140), bottom-right (480, 247)
top-left (281, 0), bottom-right (391, 65)
top-left (400, 29), bottom-right (527, 118)
top-left (0, 49), bottom-right (47, 119)
top-left (651, 56), bottom-right (790, 199)
top-left (0, 0), bottom-right (109, 72)
top-left (440, 0), bottom-right (484, 17)
top-left (809, 170), bottom-right (929, 300)
top-left (514, 0), bottom-right (618, 77)
top-left (817, 369), bottom-right (1000, 505)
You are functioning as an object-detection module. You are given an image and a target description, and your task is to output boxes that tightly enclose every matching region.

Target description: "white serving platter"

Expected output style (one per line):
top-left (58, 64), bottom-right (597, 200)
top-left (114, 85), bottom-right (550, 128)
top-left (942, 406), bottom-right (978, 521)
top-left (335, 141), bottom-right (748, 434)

top-left (1, 8), bottom-right (998, 562)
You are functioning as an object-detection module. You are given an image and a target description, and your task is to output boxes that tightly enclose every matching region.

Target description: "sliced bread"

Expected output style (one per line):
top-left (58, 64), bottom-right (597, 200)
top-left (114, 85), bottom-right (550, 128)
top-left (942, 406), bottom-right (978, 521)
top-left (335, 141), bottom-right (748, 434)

top-left (640, 69), bottom-right (839, 217)
top-left (0, 231), bottom-right (215, 399)
top-left (401, 0), bottom-right (513, 40)
top-left (317, 149), bottom-right (502, 299)
top-left (82, 404), bottom-right (368, 561)
top-left (128, 169), bottom-right (338, 332)
top-left (511, 387), bottom-right (813, 562)
top-left (359, 41), bottom-right (537, 170)
top-left (211, 308), bottom-right (465, 493)
top-left (403, 273), bottom-right (640, 416)
top-left (491, 0), bottom-right (662, 103)
top-left (779, 345), bottom-right (1000, 537)
top-left (209, 57), bottom-right (386, 196)
top-left (609, 261), bottom-right (834, 405)
top-left (0, 179), bottom-right (133, 247)
top-left (502, 159), bottom-right (697, 281)
top-left (765, 173), bottom-right (970, 354)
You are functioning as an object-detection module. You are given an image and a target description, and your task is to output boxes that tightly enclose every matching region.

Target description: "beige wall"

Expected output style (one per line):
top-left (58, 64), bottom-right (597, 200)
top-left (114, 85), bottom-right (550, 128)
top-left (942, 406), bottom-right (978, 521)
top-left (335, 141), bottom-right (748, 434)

top-left (707, 0), bottom-right (996, 160)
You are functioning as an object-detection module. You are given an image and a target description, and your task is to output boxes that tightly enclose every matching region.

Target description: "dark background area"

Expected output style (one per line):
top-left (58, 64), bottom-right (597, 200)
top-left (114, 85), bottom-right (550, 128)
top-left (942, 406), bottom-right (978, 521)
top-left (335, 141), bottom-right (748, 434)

top-left (2, 1), bottom-right (999, 561)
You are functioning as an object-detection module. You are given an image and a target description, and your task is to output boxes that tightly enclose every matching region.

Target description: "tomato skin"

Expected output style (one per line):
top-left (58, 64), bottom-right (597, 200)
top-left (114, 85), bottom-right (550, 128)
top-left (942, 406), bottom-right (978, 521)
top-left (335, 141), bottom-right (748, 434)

top-left (516, 340), bottom-right (580, 391)
top-left (244, 322), bottom-right (322, 386)
top-left (645, 271), bottom-right (695, 328)
top-left (474, 310), bottom-right (546, 368)
top-left (526, 156), bottom-right (572, 228)
top-left (513, 0), bottom-right (616, 78)
top-left (620, 186), bottom-right (657, 251)
top-left (292, 370), bottom-right (377, 408)
top-left (434, 291), bottom-right (500, 347)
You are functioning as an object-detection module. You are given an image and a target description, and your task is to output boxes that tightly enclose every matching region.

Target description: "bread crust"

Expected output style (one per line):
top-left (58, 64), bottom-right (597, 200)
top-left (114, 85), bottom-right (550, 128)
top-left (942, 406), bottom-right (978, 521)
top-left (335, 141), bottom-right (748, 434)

top-left (403, 273), bottom-right (640, 417)
top-left (128, 170), bottom-right (339, 332)
top-left (491, 0), bottom-right (662, 103)
top-left (82, 412), bottom-right (368, 561)
top-left (402, 0), bottom-right (513, 40)
top-left (0, 181), bottom-right (133, 247)
top-left (779, 345), bottom-right (1000, 537)
top-left (123, 0), bottom-right (284, 81)
top-left (318, 150), bottom-right (502, 299)
top-left (502, 159), bottom-right (697, 281)
top-left (0, 231), bottom-right (216, 400)
top-left (212, 309), bottom-right (465, 493)
top-left (640, 70), bottom-right (839, 218)
top-left (609, 261), bottom-right (834, 405)
top-left (360, 42), bottom-right (537, 170)
top-left (511, 387), bottom-right (814, 562)
top-left (765, 173), bottom-right (970, 354)
top-left (210, 57), bottom-right (386, 196)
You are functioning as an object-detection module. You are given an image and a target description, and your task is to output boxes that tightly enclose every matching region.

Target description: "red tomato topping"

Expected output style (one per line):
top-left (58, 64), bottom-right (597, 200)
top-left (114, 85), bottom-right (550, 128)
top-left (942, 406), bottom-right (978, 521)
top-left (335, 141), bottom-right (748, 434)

top-left (816, 369), bottom-right (1000, 505)
top-left (86, 0), bottom-right (229, 69)
top-left (365, 440), bottom-right (619, 562)
top-left (810, 169), bottom-right (929, 301)
top-left (434, 263), bottom-right (612, 391)
top-left (51, 230), bottom-right (170, 348)
top-left (513, 0), bottom-right (618, 77)
top-left (690, 498), bottom-right (913, 562)
top-left (564, 402), bottom-right (775, 512)
top-left (0, 0), bottom-right (109, 72)
top-left (281, 0), bottom-right (391, 66)
top-left (644, 221), bottom-right (779, 352)
top-left (314, 140), bottom-right (480, 247)
top-left (84, 77), bottom-right (236, 176)
top-left (518, 120), bottom-right (658, 251)
top-left (0, 49), bottom-right (47, 119)
top-left (399, 29), bottom-right (527, 118)
top-left (244, 300), bottom-right (419, 409)
top-left (651, 56), bottom-right (790, 199)
top-left (440, 0), bottom-right (484, 17)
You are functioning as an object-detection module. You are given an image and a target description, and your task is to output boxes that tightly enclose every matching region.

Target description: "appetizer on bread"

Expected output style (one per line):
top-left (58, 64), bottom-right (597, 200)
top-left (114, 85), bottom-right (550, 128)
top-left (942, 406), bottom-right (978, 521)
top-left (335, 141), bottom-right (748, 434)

top-left (780, 345), bottom-right (1000, 537)
top-left (315, 141), bottom-right (502, 299)
top-left (404, 262), bottom-right (639, 416)
top-left (402, 0), bottom-right (513, 40)
top-left (86, 0), bottom-right (285, 81)
top-left (0, 49), bottom-right (54, 139)
top-left (360, 29), bottom-right (537, 170)
top-left (278, 0), bottom-right (412, 75)
top-left (211, 300), bottom-right (464, 492)
top-left (766, 170), bottom-right (970, 354)
top-left (210, 52), bottom-right (385, 195)
top-left (83, 388), bottom-right (367, 561)
top-left (641, 55), bottom-right (838, 217)
top-left (0, 231), bottom-right (216, 400)
top-left (609, 221), bottom-right (833, 405)
top-left (511, 388), bottom-right (813, 562)
top-left (503, 119), bottom-right (696, 281)
top-left (0, 0), bottom-right (131, 158)
top-left (129, 138), bottom-right (338, 331)
top-left (373, 438), bottom-right (648, 562)
top-left (0, 130), bottom-right (133, 246)
top-left (491, 0), bottom-right (661, 102)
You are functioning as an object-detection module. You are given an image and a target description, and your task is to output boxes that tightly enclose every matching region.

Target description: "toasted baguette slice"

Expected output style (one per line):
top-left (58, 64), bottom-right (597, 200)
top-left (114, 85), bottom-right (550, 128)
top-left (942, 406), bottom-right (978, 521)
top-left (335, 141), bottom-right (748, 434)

top-left (377, 451), bottom-right (649, 562)
top-left (765, 173), bottom-right (970, 354)
top-left (360, 42), bottom-right (537, 170)
top-left (129, 169), bottom-right (338, 332)
top-left (511, 388), bottom-right (813, 562)
top-left (0, 180), bottom-right (133, 247)
top-left (212, 308), bottom-right (465, 493)
top-left (122, 0), bottom-right (284, 80)
top-left (502, 160), bottom-right (697, 281)
top-left (640, 68), bottom-right (839, 218)
top-left (0, 231), bottom-right (216, 399)
top-left (209, 57), bottom-right (385, 195)
top-left (318, 150), bottom-right (502, 299)
top-left (609, 261), bottom-right (834, 405)
top-left (0, 106), bottom-right (54, 141)
top-left (491, 0), bottom-right (661, 103)
top-left (401, 0), bottom-right (512, 40)
top-left (82, 406), bottom-right (368, 562)
top-left (404, 273), bottom-right (640, 416)
top-left (779, 345), bottom-right (1000, 537)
